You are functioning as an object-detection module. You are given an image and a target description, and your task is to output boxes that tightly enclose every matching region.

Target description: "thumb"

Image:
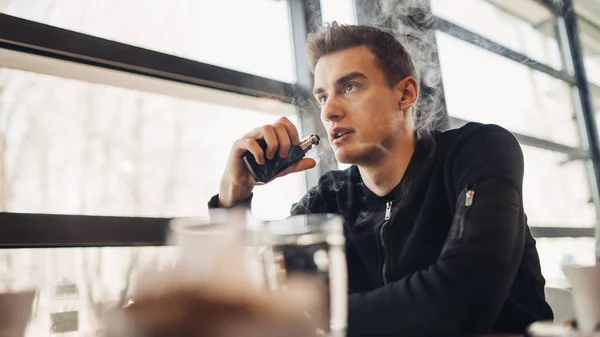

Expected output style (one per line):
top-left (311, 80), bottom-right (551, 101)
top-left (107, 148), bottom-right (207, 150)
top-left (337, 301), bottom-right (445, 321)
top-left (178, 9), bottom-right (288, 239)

top-left (273, 158), bottom-right (317, 180)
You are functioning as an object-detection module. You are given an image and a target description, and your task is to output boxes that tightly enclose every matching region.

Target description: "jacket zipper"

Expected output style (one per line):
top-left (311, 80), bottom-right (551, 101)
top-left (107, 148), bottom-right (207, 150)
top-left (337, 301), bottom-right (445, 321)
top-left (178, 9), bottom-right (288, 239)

top-left (458, 184), bottom-right (475, 239)
top-left (380, 201), bottom-right (392, 285)
top-left (465, 185), bottom-right (475, 206)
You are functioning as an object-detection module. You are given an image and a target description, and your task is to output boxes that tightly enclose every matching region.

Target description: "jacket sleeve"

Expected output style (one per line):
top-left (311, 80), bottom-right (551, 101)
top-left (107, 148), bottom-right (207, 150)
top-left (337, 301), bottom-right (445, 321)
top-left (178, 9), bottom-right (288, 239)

top-left (207, 193), bottom-right (253, 220)
top-left (347, 127), bottom-right (526, 337)
top-left (207, 172), bottom-right (337, 215)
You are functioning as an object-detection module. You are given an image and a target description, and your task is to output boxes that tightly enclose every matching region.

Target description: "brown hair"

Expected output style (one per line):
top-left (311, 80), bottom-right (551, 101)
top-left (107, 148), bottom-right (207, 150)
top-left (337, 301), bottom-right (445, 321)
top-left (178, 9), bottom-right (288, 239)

top-left (306, 22), bottom-right (416, 88)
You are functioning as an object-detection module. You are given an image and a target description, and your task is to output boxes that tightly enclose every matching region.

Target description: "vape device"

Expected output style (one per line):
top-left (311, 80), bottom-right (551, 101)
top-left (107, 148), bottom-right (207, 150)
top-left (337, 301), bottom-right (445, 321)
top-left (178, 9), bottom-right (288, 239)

top-left (243, 134), bottom-right (320, 184)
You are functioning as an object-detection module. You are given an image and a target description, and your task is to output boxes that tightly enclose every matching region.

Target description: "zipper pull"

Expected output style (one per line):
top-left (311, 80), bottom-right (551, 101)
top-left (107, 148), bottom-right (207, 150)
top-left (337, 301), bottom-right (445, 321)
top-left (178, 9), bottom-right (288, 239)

top-left (465, 188), bottom-right (475, 207)
top-left (385, 201), bottom-right (392, 220)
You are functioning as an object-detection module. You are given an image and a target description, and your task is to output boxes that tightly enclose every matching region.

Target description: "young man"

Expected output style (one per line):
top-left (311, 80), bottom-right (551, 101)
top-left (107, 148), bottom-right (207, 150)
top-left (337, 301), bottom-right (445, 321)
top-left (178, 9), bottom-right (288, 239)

top-left (210, 23), bottom-right (553, 336)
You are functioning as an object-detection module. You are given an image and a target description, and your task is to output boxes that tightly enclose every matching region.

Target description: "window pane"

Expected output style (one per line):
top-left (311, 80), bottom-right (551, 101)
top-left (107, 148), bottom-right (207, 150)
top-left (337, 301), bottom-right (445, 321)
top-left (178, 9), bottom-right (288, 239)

top-left (431, 0), bottom-right (562, 69)
top-left (0, 67), bottom-right (306, 221)
top-left (574, 0), bottom-right (600, 85)
top-left (0, 246), bottom-right (175, 337)
top-left (321, 0), bottom-right (357, 25)
top-left (522, 145), bottom-right (596, 227)
top-left (535, 237), bottom-right (596, 288)
top-left (593, 83), bottom-right (600, 116)
top-left (2, 0), bottom-right (295, 83)
top-left (592, 84), bottom-right (600, 137)
top-left (437, 32), bottom-right (582, 147)
top-left (578, 18), bottom-right (600, 86)
top-left (574, 0), bottom-right (600, 22)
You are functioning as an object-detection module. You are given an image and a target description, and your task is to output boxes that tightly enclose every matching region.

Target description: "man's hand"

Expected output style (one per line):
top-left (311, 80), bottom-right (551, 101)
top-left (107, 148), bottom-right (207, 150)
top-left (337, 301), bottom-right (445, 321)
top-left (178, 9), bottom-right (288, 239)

top-left (219, 117), bottom-right (317, 208)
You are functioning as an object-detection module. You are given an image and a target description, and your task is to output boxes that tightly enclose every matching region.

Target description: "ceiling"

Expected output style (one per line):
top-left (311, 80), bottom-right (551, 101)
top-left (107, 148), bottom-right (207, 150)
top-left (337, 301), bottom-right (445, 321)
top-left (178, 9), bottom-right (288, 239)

top-left (574, 0), bottom-right (600, 29)
top-left (574, 0), bottom-right (600, 58)
top-left (487, 0), bottom-right (600, 57)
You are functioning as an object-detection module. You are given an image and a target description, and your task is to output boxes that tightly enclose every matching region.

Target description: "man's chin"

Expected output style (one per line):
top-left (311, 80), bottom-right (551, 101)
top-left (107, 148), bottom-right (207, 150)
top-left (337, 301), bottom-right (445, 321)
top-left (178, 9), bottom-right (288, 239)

top-left (334, 150), bottom-right (360, 165)
top-left (334, 146), bottom-right (383, 166)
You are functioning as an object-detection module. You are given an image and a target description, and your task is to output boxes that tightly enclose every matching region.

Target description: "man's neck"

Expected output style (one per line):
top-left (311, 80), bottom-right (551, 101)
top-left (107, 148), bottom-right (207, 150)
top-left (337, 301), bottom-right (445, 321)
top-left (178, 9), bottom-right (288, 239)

top-left (358, 133), bottom-right (416, 197)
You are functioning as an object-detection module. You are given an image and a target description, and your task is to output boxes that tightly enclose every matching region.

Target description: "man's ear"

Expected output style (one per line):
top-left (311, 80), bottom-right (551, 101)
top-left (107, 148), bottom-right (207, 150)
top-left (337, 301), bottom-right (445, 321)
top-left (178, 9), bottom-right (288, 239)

top-left (394, 76), bottom-right (419, 111)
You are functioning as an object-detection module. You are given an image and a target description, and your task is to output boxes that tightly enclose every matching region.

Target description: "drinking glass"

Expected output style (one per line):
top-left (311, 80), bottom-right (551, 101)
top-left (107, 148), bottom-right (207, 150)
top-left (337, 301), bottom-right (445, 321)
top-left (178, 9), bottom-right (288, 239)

top-left (166, 208), bottom-right (272, 290)
top-left (264, 213), bottom-right (347, 337)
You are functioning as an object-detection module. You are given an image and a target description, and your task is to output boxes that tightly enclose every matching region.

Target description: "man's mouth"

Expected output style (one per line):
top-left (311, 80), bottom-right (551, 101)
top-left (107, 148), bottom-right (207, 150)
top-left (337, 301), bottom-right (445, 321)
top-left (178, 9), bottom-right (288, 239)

top-left (330, 129), bottom-right (354, 145)
top-left (331, 129), bottom-right (353, 140)
top-left (334, 131), bottom-right (349, 139)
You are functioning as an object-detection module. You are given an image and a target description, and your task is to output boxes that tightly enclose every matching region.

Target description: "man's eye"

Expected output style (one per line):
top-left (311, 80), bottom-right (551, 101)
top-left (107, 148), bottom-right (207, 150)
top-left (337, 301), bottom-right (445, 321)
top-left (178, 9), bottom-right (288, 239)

top-left (344, 84), bottom-right (356, 92)
top-left (318, 95), bottom-right (327, 105)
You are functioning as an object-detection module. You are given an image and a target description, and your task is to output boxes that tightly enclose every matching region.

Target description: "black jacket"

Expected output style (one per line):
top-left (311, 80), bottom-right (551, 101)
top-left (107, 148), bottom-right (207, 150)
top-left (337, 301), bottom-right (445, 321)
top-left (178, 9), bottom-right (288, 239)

top-left (210, 123), bottom-right (553, 336)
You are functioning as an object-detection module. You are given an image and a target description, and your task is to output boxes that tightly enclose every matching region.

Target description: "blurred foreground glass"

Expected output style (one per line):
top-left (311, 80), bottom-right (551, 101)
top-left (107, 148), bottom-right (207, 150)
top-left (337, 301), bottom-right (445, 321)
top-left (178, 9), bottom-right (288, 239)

top-left (166, 212), bottom-right (348, 337)
top-left (166, 210), bottom-right (274, 290)
top-left (265, 214), bottom-right (347, 337)
top-left (563, 263), bottom-right (600, 333)
top-left (0, 247), bottom-right (176, 337)
top-left (0, 250), bottom-right (38, 337)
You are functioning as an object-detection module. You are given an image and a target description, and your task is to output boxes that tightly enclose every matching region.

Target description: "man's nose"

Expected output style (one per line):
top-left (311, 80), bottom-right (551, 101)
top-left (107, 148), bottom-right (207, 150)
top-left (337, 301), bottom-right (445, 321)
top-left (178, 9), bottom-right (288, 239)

top-left (321, 96), bottom-right (345, 122)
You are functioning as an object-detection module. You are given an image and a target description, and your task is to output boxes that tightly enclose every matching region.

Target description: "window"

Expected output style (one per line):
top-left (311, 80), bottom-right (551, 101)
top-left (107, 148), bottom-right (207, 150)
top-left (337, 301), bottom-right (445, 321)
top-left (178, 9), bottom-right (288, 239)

top-left (431, 0), bottom-right (562, 69)
top-left (320, 0), bottom-right (357, 25)
top-left (436, 32), bottom-right (581, 148)
top-left (574, 0), bottom-right (600, 85)
top-left (593, 83), bottom-right (600, 114)
top-left (535, 237), bottom-right (597, 288)
top-left (435, 22), bottom-right (596, 228)
top-left (2, 0), bottom-right (296, 83)
top-left (0, 67), bottom-right (306, 221)
top-left (578, 18), bottom-right (600, 86)
top-left (432, 0), bottom-right (600, 288)
top-left (521, 146), bottom-right (596, 227)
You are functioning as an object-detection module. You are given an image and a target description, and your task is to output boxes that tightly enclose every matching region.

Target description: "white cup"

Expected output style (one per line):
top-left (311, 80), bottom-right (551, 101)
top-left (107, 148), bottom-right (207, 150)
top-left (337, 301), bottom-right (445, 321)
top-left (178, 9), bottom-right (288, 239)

top-left (563, 263), bottom-right (600, 333)
top-left (165, 208), bottom-right (275, 291)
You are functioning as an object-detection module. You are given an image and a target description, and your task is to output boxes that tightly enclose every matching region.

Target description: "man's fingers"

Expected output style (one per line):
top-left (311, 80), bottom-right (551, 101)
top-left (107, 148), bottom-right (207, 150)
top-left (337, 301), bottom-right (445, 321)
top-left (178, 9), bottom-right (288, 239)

top-left (277, 117), bottom-right (301, 145)
top-left (273, 123), bottom-right (291, 158)
top-left (234, 119), bottom-right (304, 175)
top-left (232, 139), bottom-right (265, 165)
top-left (241, 126), bottom-right (279, 160)
top-left (262, 126), bottom-right (279, 160)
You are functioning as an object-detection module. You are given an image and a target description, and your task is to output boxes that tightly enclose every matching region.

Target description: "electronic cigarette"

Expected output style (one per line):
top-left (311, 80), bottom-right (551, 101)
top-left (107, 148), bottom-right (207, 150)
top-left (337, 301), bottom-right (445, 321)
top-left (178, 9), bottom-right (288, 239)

top-left (243, 134), bottom-right (320, 184)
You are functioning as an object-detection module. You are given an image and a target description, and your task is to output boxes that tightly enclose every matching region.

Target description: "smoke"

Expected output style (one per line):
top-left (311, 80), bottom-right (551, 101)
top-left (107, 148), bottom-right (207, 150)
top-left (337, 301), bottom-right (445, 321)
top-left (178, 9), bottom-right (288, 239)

top-left (288, 85), bottom-right (339, 172)
top-left (306, 139), bottom-right (334, 169)
top-left (291, 0), bottom-right (460, 173)
top-left (305, 0), bottom-right (325, 33)
top-left (361, 0), bottom-right (449, 138)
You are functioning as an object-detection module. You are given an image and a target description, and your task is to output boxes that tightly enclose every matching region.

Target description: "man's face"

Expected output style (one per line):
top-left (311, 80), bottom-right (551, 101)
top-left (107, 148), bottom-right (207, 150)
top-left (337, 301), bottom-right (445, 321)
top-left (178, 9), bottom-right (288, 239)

top-left (313, 46), bottom-right (414, 165)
